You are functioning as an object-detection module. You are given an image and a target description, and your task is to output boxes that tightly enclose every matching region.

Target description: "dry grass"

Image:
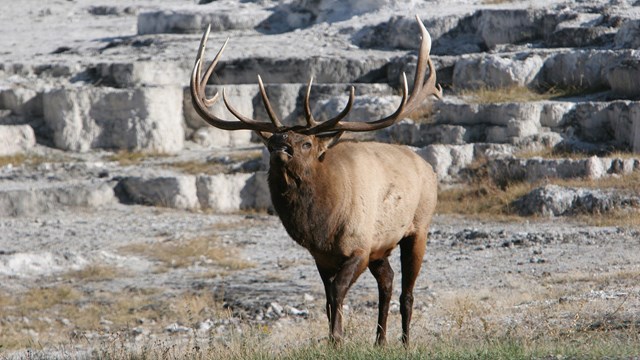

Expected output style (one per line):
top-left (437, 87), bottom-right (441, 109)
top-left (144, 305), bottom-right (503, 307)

top-left (105, 150), bottom-right (171, 166)
top-left (21, 285), bottom-right (82, 312)
top-left (225, 149), bottom-right (264, 163)
top-left (437, 157), bottom-right (531, 220)
top-left (437, 156), bottom-right (640, 227)
top-left (165, 160), bottom-right (227, 175)
top-left (458, 86), bottom-right (582, 104)
top-left (62, 264), bottom-right (129, 282)
top-left (90, 282), bottom-right (640, 359)
top-left (0, 284), bottom-right (228, 352)
top-left (482, 0), bottom-right (515, 4)
top-left (119, 235), bottom-right (254, 272)
top-left (3, 268), bottom-right (639, 357)
top-left (0, 153), bottom-right (67, 168)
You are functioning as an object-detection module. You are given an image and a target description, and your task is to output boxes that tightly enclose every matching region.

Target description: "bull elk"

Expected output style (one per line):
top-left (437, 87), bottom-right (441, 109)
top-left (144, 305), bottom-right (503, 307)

top-left (190, 15), bottom-right (442, 345)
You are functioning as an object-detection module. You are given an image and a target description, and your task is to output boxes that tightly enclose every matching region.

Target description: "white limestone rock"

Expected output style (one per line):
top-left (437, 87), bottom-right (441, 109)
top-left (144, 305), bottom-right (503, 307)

top-left (614, 19), bottom-right (640, 49)
top-left (476, 9), bottom-right (545, 49)
top-left (452, 54), bottom-right (543, 90)
top-left (0, 181), bottom-right (115, 217)
top-left (569, 101), bottom-right (638, 148)
top-left (0, 125), bottom-right (36, 156)
top-left (539, 50), bottom-right (618, 91)
top-left (416, 144), bottom-right (474, 183)
top-left (259, 0), bottom-right (419, 32)
top-left (0, 85), bottom-right (42, 116)
top-left (312, 94), bottom-right (401, 123)
top-left (118, 175), bottom-right (199, 210)
top-left (605, 52), bottom-right (640, 98)
top-left (191, 127), bottom-right (253, 149)
top-left (196, 173), bottom-right (253, 212)
top-left (43, 86), bottom-right (184, 153)
top-left (95, 61), bottom-right (191, 88)
top-left (539, 102), bottom-right (575, 128)
top-left (196, 171), bottom-right (271, 212)
top-left (375, 119), bottom-right (425, 146)
top-left (490, 156), bottom-right (640, 184)
top-left (137, 7), bottom-right (270, 35)
top-left (513, 184), bottom-right (640, 217)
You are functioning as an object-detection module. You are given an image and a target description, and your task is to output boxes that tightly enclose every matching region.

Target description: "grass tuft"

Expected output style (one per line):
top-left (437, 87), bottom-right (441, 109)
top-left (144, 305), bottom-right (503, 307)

top-left (105, 151), bottom-right (171, 166)
top-left (165, 160), bottom-right (226, 175)
top-left (62, 264), bottom-right (128, 282)
top-left (457, 86), bottom-right (585, 104)
top-left (119, 235), bottom-right (254, 271)
top-left (0, 154), bottom-right (66, 168)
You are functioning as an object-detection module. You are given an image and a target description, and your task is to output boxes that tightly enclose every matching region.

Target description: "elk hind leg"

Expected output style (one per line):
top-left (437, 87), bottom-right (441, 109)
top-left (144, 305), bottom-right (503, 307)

top-left (368, 257), bottom-right (394, 346)
top-left (399, 231), bottom-right (427, 346)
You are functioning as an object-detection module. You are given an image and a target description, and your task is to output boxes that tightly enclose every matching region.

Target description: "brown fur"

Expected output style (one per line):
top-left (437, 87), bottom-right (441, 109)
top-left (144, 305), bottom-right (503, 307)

top-left (266, 131), bottom-right (437, 345)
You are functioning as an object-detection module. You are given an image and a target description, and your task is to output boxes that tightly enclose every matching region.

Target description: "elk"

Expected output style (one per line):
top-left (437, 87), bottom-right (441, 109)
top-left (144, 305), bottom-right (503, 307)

top-left (190, 15), bottom-right (442, 345)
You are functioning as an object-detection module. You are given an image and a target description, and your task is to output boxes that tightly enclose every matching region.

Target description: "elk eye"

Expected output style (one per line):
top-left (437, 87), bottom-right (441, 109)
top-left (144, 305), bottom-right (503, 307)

top-left (302, 142), bottom-right (312, 150)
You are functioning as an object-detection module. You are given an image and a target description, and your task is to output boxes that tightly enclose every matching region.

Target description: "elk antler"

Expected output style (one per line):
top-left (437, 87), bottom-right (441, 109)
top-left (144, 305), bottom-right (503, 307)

top-left (190, 26), bottom-right (281, 132)
top-left (302, 15), bottom-right (442, 135)
top-left (190, 15), bottom-right (441, 135)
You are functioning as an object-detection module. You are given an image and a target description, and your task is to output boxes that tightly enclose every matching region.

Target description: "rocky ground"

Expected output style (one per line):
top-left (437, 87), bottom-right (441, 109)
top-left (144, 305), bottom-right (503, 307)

top-left (1, 0), bottom-right (640, 357)
top-left (2, 204), bottom-right (639, 357)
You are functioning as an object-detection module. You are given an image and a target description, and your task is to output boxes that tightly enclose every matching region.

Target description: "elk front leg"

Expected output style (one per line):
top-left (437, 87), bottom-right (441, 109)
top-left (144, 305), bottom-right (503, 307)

top-left (399, 232), bottom-right (427, 346)
top-left (368, 257), bottom-right (394, 346)
top-left (316, 263), bottom-right (332, 326)
top-left (317, 251), bottom-right (368, 344)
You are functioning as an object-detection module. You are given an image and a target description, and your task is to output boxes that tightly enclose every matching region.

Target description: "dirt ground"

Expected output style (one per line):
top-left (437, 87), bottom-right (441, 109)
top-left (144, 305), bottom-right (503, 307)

top-left (2, 204), bottom-right (639, 356)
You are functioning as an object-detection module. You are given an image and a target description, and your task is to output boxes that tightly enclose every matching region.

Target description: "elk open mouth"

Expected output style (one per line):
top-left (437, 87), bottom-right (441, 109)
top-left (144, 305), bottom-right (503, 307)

top-left (269, 144), bottom-right (291, 155)
top-left (270, 145), bottom-right (293, 161)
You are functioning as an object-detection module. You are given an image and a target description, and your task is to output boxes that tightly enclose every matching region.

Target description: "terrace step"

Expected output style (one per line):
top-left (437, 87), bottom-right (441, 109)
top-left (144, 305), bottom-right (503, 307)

top-left (0, 180), bottom-right (115, 217)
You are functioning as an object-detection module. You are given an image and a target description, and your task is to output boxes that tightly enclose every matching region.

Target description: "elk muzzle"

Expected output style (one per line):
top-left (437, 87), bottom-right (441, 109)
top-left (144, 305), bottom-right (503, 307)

top-left (267, 133), bottom-right (293, 164)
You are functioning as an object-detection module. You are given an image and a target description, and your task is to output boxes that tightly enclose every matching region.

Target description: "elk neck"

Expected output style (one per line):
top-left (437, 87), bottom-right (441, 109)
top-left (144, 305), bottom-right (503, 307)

top-left (267, 153), bottom-right (321, 217)
top-left (267, 154), bottom-right (343, 252)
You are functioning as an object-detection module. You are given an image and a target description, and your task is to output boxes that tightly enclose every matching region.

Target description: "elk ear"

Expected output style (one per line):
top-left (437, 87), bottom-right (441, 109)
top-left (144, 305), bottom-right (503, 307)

top-left (254, 131), bottom-right (272, 145)
top-left (316, 131), bottom-right (343, 157)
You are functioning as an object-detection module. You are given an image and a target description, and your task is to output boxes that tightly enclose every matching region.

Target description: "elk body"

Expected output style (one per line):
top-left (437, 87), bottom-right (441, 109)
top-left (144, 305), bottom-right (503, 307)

top-left (190, 16), bottom-right (442, 345)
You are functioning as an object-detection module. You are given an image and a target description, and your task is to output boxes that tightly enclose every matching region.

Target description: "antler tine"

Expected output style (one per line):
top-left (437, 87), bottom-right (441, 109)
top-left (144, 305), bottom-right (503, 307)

top-left (315, 74), bottom-right (409, 133)
top-left (404, 15), bottom-right (442, 113)
top-left (190, 25), bottom-right (279, 133)
top-left (221, 88), bottom-right (260, 125)
top-left (304, 76), bottom-right (318, 127)
top-left (257, 75), bottom-right (284, 129)
top-left (303, 86), bottom-right (356, 134)
top-left (302, 15), bottom-right (440, 135)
